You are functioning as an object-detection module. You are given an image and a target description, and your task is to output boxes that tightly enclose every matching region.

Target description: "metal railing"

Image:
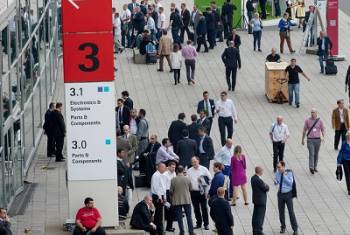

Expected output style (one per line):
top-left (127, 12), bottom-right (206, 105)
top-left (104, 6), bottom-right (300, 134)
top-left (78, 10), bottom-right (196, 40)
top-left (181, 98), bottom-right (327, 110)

top-left (0, 0), bottom-right (61, 208)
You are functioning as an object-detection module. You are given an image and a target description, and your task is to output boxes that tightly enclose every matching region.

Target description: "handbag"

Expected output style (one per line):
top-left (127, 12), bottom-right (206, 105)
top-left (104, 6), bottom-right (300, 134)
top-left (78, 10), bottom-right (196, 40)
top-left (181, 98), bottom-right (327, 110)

top-left (336, 165), bottom-right (343, 181)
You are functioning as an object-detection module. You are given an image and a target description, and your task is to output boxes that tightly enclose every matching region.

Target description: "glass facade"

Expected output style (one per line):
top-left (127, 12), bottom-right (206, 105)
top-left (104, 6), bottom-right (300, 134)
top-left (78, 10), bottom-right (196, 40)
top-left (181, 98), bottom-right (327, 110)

top-left (0, 0), bottom-right (61, 208)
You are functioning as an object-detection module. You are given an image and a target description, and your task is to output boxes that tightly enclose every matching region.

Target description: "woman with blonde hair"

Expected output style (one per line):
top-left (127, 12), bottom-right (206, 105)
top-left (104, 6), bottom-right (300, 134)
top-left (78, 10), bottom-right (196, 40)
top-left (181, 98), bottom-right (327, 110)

top-left (250, 12), bottom-right (263, 52)
top-left (230, 145), bottom-right (248, 206)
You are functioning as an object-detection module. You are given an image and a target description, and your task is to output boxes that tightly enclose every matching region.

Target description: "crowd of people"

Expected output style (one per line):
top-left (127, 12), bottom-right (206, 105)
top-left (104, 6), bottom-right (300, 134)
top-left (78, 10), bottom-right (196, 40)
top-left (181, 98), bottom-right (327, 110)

top-left (31, 0), bottom-right (350, 235)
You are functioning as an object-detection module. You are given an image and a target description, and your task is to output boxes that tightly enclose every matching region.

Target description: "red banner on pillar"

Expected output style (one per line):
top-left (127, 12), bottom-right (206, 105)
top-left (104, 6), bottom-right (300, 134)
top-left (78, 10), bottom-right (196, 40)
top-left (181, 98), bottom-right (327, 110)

top-left (327, 0), bottom-right (338, 55)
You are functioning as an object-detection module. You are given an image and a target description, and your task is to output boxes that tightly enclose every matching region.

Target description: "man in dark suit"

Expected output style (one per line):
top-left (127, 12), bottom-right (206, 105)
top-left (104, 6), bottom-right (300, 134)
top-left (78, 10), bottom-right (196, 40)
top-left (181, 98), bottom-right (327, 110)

top-left (205, 7), bottom-right (216, 49)
top-left (117, 149), bottom-right (134, 194)
top-left (121, 90), bottom-right (133, 109)
top-left (246, 0), bottom-right (255, 33)
top-left (196, 13), bottom-right (208, 52)
top-left (197, 111), bottom-right (211, 136)
top-left (317, 31), bottom-right (333, 74)
top-left (188, 114), bottom-right (201, 141)
top-left (180, 3), bottom-right (191, 43)
top-left (210, 187), bottom-right (234, 235)
top-left (139, 134), bottom-right (161, 187)
top-left (197, 91), bottom-right (215, 135)
top-left (0, 208), bottom-right (12, 235)
top-left (50, 102), bottom-right (66, 162)
top-left (132, 6), bottom-right (145, 35)
top-left (130, 196), bottom-right (157, 235)
top-left (221, 40), bottom-right (241, 91)
top-left (176, 129), bottom-right (197, 168)
top-left (116, 98), bottom-right (130, 135)
top-left (221, 0), bottom-right (236, 39)
top-left (168, 113), bottom-right (187, 150)
top-left (197, 127), bottom-right (215, 169)
top-left (43, 102), bottom-right (55, 158)
top-left (259, 0), bottom-right (267, 19)
top-left (251, 166), bottom-right (269, 235)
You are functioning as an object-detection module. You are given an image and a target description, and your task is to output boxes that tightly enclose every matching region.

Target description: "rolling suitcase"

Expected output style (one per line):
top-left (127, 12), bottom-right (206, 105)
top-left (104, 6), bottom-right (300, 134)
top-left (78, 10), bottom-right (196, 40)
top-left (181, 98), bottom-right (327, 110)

top-left (325, 59), bottom-right (337, 75)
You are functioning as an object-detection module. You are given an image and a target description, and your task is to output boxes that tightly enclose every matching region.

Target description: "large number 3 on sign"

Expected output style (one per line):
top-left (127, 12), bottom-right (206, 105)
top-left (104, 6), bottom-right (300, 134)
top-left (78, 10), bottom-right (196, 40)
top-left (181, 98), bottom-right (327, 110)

top-left (78, 42), bottom-right (100, 72)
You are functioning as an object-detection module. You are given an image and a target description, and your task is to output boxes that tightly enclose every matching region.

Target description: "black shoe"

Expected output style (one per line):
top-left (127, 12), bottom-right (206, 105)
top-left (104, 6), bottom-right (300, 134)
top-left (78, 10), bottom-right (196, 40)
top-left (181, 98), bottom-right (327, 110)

top-left (314, 169), bottom-right (318, 172)
top-left (335, 147), bottom-right (338, 150)
top-left (166, 228), bottom-right (175, 232)
top-left (291, 50), bottom-right (296, 54)
top-left (170, 69), bottom-right (174, 73)
top-left (204, 49), bottom-right (209, 53)
top-left (280, 228), bottom-right (286, 233)
top-left (204, 225), bottom-right (209, 230)
top-left (296, 104), bottom-right (300, 108)
top-left (258, 49), bottom-right (262, 52)
top-left (228, 87), bottom-right (231, 91)
top-left (310, 169), bottom-right (315, 174)
top-left (348, 191), bottom-right (350, 195)
top-left (194, 225), bottom-right (201, 229)
top-left (55, 159), bottom-right (65, 162)
top-left (157, 69), bottom-right (164, 72)
top-left (293, 231), bottom-right (298, 235)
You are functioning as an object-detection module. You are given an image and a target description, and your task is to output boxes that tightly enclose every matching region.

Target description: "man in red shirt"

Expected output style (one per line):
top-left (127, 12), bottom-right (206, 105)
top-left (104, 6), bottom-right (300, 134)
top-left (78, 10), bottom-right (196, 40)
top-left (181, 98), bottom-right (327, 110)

top-left (73, 197), bottom-right (106, 235)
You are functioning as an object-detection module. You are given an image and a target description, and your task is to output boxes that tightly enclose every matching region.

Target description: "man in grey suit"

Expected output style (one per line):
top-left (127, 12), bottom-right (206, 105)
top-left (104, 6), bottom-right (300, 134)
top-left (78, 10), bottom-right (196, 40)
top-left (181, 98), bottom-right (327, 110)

top-left (170, 165), bottom-right (195, 235)
top-left (122, 125), bottom-right (139, 165)
top-left (176, 129), bottom-right (197, 169)
top-left (190, 5), bottom-right (200, 46)
top-left (136, 109), bottom-right (149, 155)
top-left (251, 166), bottom-right (269, 235)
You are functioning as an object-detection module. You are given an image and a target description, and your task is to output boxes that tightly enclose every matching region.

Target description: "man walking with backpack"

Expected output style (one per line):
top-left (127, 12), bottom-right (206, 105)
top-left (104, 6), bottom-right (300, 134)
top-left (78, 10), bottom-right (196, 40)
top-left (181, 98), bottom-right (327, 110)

top-left (302, 108), bottom-right (325, 174)
top-left (274, 161), bottom-right (298, 235)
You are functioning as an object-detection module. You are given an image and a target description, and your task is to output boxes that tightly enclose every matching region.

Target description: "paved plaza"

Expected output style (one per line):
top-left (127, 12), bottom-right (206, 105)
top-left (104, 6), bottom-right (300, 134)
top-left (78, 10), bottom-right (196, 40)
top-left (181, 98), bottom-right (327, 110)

top-left (7, 0), bottom-right (350, 234)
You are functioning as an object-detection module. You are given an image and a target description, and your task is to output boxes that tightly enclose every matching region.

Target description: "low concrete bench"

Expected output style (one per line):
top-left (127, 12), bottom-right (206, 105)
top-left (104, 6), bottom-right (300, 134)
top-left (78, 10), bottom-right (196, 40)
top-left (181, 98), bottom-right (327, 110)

top-left (133, 49), bottom-right (146, 64)
top-left (106, 229), bottom-right (146, 235)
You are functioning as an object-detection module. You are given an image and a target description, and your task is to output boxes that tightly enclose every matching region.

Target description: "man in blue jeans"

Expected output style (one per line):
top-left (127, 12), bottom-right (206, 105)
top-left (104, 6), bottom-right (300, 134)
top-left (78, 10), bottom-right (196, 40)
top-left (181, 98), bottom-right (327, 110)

top-left (285, 58), bottom-right (310, 108)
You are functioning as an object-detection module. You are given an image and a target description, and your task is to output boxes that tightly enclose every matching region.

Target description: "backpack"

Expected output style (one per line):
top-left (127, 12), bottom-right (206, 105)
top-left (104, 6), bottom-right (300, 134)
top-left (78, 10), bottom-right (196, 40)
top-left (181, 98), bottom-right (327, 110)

top-left (145, 42), bottom-right (156, 54)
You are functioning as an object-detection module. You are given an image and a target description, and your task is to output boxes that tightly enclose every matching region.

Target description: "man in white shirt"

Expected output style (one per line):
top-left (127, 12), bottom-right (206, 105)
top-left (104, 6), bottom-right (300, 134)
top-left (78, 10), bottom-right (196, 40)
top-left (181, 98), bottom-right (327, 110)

top-left (187, 157), bottom-right (212, 230)
top-left (216, 91), bottom-right (238, 146)
top-left (114, 13), bottom-right (123, 53)
top-left (156, 138), bottom-right (179, 165)
top-left (215, 138), bottom-right (234, 176)
top-left (157, 7), bottom-right (166, 40)
top-left (121, 4), bottom-right (132, 48)
top-left (269, 116), bottom-right (290, 172)
top-left (151, 163), bottom-right (167, 235)
top-left (164, 161), bottom-right (177, 232)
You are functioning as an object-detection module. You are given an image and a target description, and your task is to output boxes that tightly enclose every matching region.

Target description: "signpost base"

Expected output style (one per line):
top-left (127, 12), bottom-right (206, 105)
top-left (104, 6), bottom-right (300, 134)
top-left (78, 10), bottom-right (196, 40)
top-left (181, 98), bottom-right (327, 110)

top-left (68, 180), bottom-right (118, 227)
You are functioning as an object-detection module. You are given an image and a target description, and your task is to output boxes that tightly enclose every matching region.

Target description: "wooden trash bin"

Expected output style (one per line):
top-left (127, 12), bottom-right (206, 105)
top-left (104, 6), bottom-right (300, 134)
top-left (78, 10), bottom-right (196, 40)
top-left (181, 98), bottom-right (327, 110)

top-left (265, 62), bottom-right (289, 103)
